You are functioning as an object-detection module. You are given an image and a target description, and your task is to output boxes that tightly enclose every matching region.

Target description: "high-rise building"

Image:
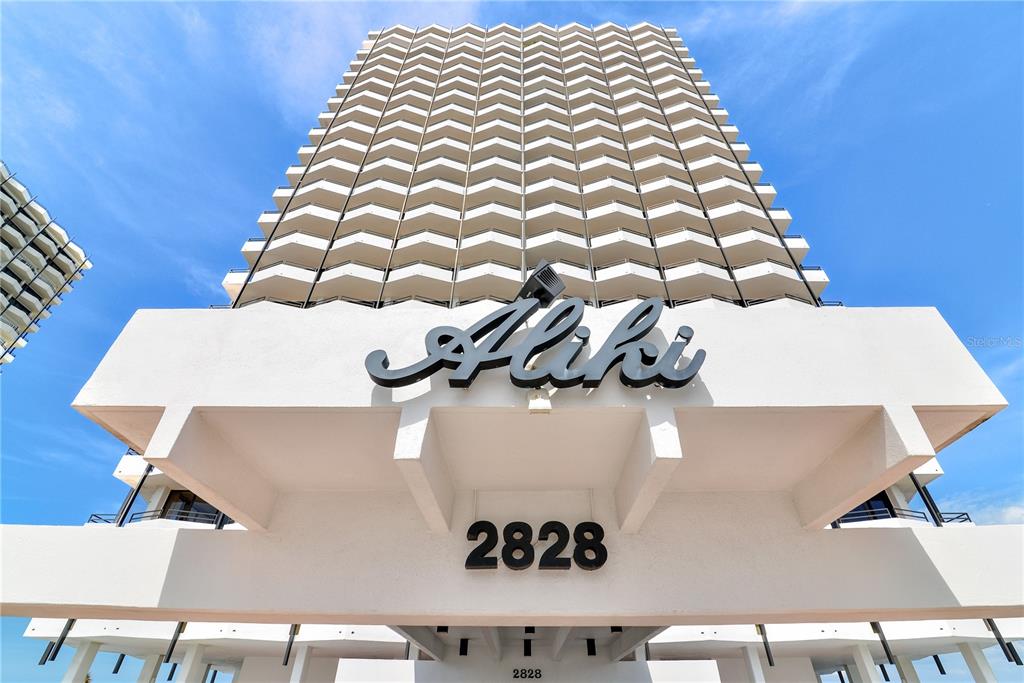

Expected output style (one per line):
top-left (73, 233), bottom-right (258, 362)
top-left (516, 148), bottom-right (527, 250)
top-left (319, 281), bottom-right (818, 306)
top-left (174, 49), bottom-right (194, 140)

top-left (0, 161), bottom-right (91, 364)
top-left (222, 22), bottom-right (826, 310)
top-left (3, 22), bottom-right (1021, 683)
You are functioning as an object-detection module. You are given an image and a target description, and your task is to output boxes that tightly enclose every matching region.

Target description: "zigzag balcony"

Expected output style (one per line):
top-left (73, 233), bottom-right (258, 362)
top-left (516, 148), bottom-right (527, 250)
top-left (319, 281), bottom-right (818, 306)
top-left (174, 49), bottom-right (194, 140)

top-left (548, 259), bottom-right (594, 298)
top-left (590, 228), bottom-right (656, 267)
top-left (408, 178), bottom-right (465, 205)
top-left (719, 229), bottom-right (808, 267)
top-left (235, 261), bottom-right (316, 303)
top-left (413, 156), bottom-right (468, 184)
top-left (418, 136), bottom-right (471, 160)
top-left (525, 201), bottom-right (585, 237)
top-left (288, 158), bottom-right (360, 186)
top-left (584, 200), bottom-right (648, 237)
top-left (326, 231), bottom-right (393, 267)
top-left (391, 231), bottom-right (459, 268)
top-left (574, 135), bottom-right (628, 162)
top-left (257, 204), bottom-right (341, 240)
top-left (348, 178), bottom-right (406, 207)
top-left (664, 259), bottom-right (738, 301)
top-left (595, 259), bottom-right (666, 300)
top-left (580, 175), bottom-right (639, 204)
top-left (311, 261), bottom-right (385, 302)
top-left (524, 229), bottom-right (589, 264)
top-left (686, 155), bottom-right (762, 183)
top-left (524, 118), bottom-right (572, 139)
top-left (669, 117), bottom-right (726, 142)
top-left (524, 135), bottom-right (574, 160)
top-left (469, 156), bottom-right (521, 185)
top-left (453, 260), bottom-right (522, 302)
top-left (706, 200), bottom-right (774, 235)
top-left (272, 179), bottom-right (350, 210)
top-left (356, 156), bottom-right (413, 185)
top-left (523, 177), bottom-right (579, 206)
top-left (639, 175), bottom-right (699, 206)
top-left (400, 202), bottom-right (461, 236)
top-left (459, 228), bottom-right (522, 265)
top-left (461, 201), bottom-right (522, 234)
top-left (577, 155), bottom-right (632, 184)
top-left (654, 227), bottom-right (723, 265)
top-left (364, 137), bottom-right (419, 165)
top-left (469, 137), bottom-right (520, 163)
top-left (524, 155), bottom-right (579, 185)
top-left (382, 261), bottom-right (453, 301)
top-left (336, 203), bottom-right (401, 235)
top-left (733, 259), bottom-right (828, 301)
top-left (646, 200), bottom-right (711, 236)
top-left (694, 176), bottom-right (774, 208)
top-left (631, 154), bottom-right (687, 183)
top-left (464, 177), bottom-right (520, 205)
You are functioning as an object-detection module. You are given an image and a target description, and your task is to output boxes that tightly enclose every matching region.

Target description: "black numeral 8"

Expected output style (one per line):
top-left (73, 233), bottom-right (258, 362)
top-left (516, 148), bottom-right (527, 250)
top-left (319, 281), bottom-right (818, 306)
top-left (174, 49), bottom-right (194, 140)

top-left (501, 521), bottom-right (534, 570)
top-left (572, 522), bottom-right (607, 570)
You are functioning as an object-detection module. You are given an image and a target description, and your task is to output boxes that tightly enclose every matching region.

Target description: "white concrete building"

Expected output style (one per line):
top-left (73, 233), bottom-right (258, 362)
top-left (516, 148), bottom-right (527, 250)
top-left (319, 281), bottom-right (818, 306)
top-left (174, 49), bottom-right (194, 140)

top-left (2, 21), bottom-right (1022, 683)
top-left (0, 161), bottom-right (91, 364)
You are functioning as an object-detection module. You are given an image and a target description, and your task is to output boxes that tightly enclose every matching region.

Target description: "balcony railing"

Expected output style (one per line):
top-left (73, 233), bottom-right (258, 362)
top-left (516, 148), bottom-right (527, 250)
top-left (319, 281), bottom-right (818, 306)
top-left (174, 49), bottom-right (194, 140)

top-left (837, 507), bottom-right (929, 525)
top-left (129, 509), bottom-right (220, 525)
top-left (940, 511), bottom-right (972, 524)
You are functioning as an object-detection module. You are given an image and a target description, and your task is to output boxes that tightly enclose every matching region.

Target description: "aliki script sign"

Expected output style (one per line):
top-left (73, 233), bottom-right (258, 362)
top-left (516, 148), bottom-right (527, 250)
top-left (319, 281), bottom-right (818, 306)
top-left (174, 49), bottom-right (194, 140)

top-left (365, 297), bottom-right (705, 390)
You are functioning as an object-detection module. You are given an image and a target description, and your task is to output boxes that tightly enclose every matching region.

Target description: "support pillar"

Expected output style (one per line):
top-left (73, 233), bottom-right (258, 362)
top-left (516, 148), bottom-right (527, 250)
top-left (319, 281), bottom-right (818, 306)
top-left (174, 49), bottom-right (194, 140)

top-left (137, 654), bottom-right (162, 683)
top-left (61, 641), bottom-right (100, 683)
top-left (288, 645), bottom-right (312, 683)
top-left (958, 643), bottom-right (996, 683)
top-left (845, 664), bottom-right (861, 683)
top-left (894, 655), bottom-right (921, 683)
top-left (850, 644), bottom-right (882, 683)
top-left (741, 645), bottom-right (766, 683)
top-left (177, 644), bottom-right (206, 683)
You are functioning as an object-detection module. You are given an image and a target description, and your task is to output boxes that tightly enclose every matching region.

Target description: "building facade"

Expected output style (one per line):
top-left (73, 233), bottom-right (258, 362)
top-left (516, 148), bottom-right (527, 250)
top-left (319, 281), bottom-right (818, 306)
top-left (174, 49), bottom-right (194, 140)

top-left (0, 161), bottom-right (91, 364)
top-left (2, 22), bottom-right (1022, 683)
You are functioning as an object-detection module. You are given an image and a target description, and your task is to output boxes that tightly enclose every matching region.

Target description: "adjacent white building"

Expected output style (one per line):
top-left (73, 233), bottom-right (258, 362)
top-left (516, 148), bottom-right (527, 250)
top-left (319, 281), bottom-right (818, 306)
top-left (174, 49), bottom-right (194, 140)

top-left (0, 161), bottom-right (91, 364)
top-left (2, 22), bottom-right (1021, 683)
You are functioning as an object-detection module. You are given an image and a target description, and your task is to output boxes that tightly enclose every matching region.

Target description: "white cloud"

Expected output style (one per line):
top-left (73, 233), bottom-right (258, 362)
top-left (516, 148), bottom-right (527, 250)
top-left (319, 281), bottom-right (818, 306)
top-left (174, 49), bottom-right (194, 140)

top-left (937, 486), bottom-right (1024, 526)
top-left (238, 2), bottom-right (483, 126)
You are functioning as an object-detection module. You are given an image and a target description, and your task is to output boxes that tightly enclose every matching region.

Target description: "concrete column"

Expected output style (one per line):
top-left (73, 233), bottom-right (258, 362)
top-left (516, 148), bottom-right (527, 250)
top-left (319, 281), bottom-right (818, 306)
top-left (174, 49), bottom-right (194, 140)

top-left (894, 655), bottom-right (921, 683)
top-left (634, 644), bottom-right (647, 662)
top-left (850, 645), bottom-right (881, 683)
top-left (406, 644), bottom-right (419, 660)
top-left (177, 644), bottom-right (206, 683)
top-left (289, 645), bottom-right (312, 683)
top-left (61, 641), bottom-right (100, 683)
top-left (844, 664), bottom-right (861, 683)
top-left (958, 643), bottom-right (997, 683)
top-left (136, 654), bottom-right (162, 683)
top-left (741, 645), bottom-right (766, 683)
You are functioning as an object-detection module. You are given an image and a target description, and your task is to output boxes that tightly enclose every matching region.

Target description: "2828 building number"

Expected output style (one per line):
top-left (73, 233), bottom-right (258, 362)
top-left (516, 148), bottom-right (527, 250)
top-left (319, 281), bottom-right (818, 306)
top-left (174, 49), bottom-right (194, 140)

top-left (465, 521), bottom-right (607, 571)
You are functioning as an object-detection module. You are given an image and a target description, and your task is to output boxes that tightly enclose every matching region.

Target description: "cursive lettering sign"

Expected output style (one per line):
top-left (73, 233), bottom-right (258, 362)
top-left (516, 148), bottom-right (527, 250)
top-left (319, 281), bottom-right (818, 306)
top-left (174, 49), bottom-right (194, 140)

top-left (365, 297), bottom-right (705, 389)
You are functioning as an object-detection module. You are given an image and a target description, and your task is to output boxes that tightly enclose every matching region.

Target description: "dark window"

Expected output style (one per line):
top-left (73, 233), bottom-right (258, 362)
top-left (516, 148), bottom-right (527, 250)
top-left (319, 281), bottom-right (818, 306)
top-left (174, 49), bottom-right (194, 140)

top-left (161, 490), bottom-right (227, 524)
top-left (844, 491), bottom-right (893, 520)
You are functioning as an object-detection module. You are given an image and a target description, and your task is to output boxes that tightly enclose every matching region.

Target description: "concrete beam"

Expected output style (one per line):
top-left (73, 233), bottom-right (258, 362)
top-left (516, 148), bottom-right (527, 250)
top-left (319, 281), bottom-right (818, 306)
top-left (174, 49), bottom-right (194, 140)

top-left (61, 640), bottom-right (99, 683)
top-left (794, 405), bottom-right (934, 529)
top-left (608, 627), bottom-right (667, 662)
top-left (393, 407), bottom-right (453, 533)
top-left (136, 654), bottom-right (161, 683)
top-left (391, 626), bottom-right (445, 661)
top-left (741, 645), bottom-right (766, 683)
top-left (615, 407), bottom-right (682, 533)
top-left (850, 643), bottom-right (881, 683)
top-left (480, 627), bottom-right (501, 661)
top-left (177, 644), bottom-right (206, 683)
top-left (958, 642), bottom-right (996, 683)
top-left (144, 406), bottom-right (276, 531)
top-left (894, 655), bottom-right (921, 683)
top-left (551, 627), bottom-right (572, 661)
top-left (288, 645), bottom-right (312, 683)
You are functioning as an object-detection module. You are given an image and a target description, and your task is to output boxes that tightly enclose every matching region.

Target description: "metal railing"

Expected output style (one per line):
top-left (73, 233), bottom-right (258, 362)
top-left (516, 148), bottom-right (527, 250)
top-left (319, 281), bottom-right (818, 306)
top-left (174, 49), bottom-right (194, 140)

top-left (837, 508), bottom-right (929, 524)
top-left (129, 509), bottom-right (220, 525)
top-left (940, 511), bottom-right (972, 524)
top-left (86, 513), bottom-right (117, 524)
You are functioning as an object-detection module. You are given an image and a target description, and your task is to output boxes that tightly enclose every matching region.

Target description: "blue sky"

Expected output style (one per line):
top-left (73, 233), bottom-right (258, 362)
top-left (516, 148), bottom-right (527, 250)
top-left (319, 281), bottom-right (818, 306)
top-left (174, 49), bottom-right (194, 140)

top-left (1, 2), bottom-right (1021, 682)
